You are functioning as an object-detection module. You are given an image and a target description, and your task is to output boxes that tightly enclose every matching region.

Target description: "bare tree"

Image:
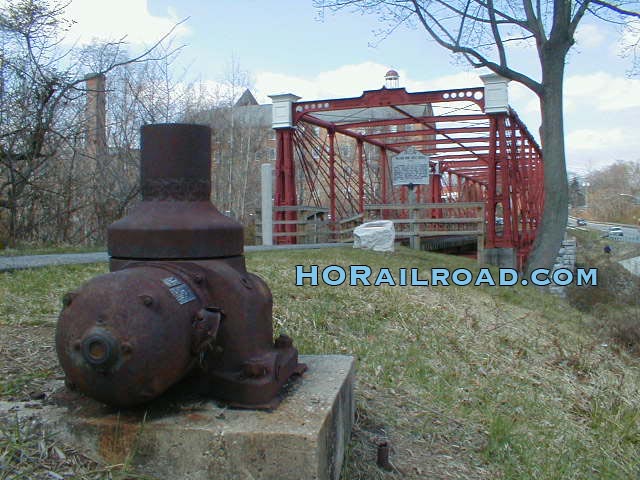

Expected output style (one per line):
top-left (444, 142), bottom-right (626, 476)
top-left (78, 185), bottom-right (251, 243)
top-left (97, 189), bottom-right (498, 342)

top-left (315, 0), bottom-right (640, 271)
top-left (0, 0), bottom-right (183, 247)
top-left (586, 159), bottom-right (640, 223)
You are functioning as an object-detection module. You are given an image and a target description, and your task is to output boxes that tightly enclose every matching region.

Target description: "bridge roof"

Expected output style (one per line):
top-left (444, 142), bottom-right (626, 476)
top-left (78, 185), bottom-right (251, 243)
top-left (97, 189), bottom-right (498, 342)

top-left (292, 86), bottom-right (540, 185)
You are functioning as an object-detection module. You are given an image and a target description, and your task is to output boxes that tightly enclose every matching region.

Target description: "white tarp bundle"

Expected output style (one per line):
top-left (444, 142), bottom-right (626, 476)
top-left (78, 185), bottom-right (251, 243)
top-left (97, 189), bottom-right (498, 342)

top-left (353, 220), bottom-right (395, 253)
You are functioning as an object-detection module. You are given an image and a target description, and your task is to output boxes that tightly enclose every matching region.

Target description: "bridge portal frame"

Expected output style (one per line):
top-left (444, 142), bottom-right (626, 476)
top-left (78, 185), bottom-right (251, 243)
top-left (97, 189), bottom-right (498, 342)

top-left (271, 80), bottom-right (543, 267)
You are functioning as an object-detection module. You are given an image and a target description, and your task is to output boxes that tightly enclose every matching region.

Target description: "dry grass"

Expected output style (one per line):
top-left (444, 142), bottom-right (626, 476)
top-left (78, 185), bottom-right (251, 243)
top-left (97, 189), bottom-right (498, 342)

top-left (1, 248), bottom-right (640, 479)
top-left (567, 229), bottom-right (640, 354)
top-left (1, 417), bottom-right (106, 480)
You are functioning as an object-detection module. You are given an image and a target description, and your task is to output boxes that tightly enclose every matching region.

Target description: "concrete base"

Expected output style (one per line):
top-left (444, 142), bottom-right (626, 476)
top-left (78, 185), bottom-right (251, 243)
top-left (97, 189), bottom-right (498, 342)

top-left (0, 355), bottom-right (355, 480)
top-left (480, 247), bottom-right (517, 268)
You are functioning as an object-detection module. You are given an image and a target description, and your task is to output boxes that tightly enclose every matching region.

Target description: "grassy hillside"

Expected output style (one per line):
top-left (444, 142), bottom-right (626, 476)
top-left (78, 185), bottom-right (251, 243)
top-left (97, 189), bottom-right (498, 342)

top-left (2, 247), bottom-right (640, 479)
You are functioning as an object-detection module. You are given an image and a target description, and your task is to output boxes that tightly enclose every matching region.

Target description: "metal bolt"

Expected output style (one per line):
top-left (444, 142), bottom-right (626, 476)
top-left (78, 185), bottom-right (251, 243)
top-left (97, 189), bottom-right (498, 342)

top-left (139, 294), bottom-right (154, 306)
top-left (62, 292), bottom-right (76, 307)
top-left (377, 441), bottom-right (392, 471)
top-left (193, 273), bottom-right (204, 284)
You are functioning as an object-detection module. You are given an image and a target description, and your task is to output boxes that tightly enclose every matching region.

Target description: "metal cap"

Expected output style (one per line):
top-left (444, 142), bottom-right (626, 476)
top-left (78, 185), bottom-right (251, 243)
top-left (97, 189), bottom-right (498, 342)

top-left (141, 124), bottom-right (212, 201)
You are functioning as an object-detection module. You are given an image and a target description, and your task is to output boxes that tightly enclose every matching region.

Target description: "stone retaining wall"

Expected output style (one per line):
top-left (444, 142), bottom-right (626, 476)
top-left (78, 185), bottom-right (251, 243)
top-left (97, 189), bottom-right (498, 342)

top-left (549, 237), bottom-right (577, 297)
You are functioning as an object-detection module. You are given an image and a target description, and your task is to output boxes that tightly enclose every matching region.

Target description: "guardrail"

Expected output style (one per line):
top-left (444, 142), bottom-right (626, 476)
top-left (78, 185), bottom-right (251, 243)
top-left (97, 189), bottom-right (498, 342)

top-left (607, 234), bottom-right (640, 243)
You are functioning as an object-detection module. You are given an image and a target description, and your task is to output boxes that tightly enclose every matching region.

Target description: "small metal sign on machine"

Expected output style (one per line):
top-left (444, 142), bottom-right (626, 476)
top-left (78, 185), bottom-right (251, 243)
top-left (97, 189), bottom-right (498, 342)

top-left (392, 146), bottom-right (430, 187)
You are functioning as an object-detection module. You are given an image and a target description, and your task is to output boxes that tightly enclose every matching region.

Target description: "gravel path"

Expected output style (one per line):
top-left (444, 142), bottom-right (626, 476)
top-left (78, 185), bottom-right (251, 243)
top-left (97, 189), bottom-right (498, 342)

top-left (0, 243), bottom-right (350, 272)
top-left (0, 252), bottom-right (109, 271)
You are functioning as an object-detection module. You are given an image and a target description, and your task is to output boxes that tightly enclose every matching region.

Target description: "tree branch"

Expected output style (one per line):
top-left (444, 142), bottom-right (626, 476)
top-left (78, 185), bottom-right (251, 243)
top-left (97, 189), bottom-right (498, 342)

top-left (410, 0), bottom-right (542, 94)
top-left (522, 0), bottom-right (547, 44)
top-left (487, 0), bottom-right (507, 67)
top-left (570, 1), bottom-right (593, 35)
top-left (589, 0), bottom-right (640, 18)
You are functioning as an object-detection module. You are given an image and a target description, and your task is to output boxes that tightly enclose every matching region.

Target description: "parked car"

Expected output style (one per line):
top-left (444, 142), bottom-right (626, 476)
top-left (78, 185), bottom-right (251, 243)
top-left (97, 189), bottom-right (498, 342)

top-left (576, 218), bottom-right (587, 226)
top-left (495, 217), bottom-right (504, 226)
top-left (607, 226), bottom-right (624, 237)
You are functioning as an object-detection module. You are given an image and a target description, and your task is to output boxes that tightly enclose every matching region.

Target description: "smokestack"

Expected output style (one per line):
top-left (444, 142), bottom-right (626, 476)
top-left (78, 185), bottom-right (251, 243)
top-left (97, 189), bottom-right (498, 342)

top-left (85, 73), bottom-right (107, 160)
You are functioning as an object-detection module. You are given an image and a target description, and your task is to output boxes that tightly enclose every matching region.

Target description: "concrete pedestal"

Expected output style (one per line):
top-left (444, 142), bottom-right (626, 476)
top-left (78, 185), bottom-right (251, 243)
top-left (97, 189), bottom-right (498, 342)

top-left (480, 247), bottom-right (517, 268)
top-left (0, 355), bottom-right (355, 480)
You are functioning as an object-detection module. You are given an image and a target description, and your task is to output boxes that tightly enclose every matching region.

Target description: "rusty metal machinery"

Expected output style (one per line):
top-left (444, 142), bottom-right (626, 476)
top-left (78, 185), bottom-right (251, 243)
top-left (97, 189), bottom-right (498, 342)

top-left (56, 123), bottom-right (306, 409)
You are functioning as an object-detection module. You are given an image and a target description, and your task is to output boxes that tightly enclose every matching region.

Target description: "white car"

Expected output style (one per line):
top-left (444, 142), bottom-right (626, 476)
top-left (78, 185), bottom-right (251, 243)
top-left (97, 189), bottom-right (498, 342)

top-left (607, 226), bottom-right (624, 237)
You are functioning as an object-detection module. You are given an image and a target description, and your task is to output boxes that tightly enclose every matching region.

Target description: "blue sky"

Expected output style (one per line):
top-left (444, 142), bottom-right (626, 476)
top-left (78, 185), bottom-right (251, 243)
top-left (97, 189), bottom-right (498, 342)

top-left (61, 0), bottom-right (640, 175)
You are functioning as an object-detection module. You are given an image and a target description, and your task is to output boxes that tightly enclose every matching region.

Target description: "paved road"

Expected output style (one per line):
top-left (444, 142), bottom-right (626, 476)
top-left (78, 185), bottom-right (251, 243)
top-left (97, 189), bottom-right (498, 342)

top-left (569, 217), bottom-right (640, 243)
top-left (0, 243), bottom-right (351, 272)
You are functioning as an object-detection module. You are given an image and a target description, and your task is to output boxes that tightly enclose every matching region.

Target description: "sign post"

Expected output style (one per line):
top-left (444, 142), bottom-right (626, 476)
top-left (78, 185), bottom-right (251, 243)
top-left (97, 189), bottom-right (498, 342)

top-left (392, 147), bottom-right (430, 250)
top-left (392, 147), bottom-right (430, 187)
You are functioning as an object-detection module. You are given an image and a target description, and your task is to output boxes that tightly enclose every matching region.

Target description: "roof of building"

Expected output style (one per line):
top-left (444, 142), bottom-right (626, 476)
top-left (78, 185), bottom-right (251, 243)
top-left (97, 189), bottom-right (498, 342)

top-left (235, 89), bottom-right (259, 107)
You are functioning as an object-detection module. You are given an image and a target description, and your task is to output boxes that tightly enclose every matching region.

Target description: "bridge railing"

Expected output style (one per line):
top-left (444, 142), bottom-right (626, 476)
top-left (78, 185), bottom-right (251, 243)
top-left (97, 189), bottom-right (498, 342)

top-left (364, 202), bottom-right (485, 252)
top-left (256, 203), bottom-right (485, 249)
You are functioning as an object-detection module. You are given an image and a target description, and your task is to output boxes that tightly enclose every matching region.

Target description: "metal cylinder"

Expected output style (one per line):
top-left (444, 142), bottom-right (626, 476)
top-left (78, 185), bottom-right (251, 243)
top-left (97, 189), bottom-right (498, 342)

top-left (140, 124), bottom-right (211, 201)
top-left (56, 265), bottom-right (205, 407)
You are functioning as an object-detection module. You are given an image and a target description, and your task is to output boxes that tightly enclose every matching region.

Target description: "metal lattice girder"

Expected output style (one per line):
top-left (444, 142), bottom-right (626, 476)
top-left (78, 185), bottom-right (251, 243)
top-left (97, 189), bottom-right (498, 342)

top-left (273, 83), bottom-right (543, 265)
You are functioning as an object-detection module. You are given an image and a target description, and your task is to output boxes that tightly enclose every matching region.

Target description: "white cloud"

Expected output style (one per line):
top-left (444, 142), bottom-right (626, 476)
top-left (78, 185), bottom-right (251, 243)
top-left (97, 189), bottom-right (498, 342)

top-left (565, 127), bottom-right (640, 171)
top-left (404, 71), bottom-right (483, 92)
top-left (574, 24), bottom-right (606, 50)
top-left (567, 128), bottom-right (640, 151)
top-left (63, 0), bottom-right (189, 46)
top-left (254, 63), bottom-right (486, 103)
top-left (565, 72), bottom-right (640, 112)
top-left (255, 62), bottom-right (391, 102)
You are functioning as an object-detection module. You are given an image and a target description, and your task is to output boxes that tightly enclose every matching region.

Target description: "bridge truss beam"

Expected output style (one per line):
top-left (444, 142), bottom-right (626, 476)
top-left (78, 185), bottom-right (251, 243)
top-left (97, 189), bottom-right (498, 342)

top-left (273, 83), bottom-right (543, 266)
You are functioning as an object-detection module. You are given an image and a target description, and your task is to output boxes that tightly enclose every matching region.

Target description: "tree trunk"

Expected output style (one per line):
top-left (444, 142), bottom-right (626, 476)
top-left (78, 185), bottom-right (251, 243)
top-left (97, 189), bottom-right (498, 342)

top-left (526, 53), bottom-right (569, 273)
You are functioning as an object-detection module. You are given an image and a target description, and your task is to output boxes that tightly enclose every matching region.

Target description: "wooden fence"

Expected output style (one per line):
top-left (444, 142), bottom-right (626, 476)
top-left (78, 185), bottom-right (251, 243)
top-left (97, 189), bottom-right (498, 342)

top-left (256, 202), bottom-right (485, 251)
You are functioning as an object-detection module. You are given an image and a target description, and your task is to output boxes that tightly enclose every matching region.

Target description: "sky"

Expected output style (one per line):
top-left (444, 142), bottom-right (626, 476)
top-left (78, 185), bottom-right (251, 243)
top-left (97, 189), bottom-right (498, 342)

top-left (58, 0), bottom-right (640, 175)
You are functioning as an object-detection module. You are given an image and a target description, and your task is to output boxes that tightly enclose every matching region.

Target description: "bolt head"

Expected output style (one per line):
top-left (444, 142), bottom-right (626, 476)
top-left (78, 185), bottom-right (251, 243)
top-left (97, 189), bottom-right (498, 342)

top-left (138, 294), bottom-right (154, 306)
top-left (62, 292), bottom-right (76, 307)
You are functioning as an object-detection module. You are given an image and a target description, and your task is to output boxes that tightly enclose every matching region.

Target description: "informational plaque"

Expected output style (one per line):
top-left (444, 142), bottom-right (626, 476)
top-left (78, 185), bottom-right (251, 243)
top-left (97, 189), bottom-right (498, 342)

top-left (392, 147), bottom-right (430, 186)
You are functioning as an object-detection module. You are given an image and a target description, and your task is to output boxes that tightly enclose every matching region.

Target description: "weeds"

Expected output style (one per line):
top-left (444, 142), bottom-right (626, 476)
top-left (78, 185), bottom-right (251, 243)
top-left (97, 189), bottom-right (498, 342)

top-left (567, 229), bottom-right (640, 356)
top-left (1, 246), bottom-right (639, 478)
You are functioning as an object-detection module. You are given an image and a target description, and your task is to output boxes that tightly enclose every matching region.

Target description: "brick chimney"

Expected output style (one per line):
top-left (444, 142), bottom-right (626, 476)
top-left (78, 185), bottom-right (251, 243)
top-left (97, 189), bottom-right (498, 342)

top-left (85, 73), bottom-right (107, 160)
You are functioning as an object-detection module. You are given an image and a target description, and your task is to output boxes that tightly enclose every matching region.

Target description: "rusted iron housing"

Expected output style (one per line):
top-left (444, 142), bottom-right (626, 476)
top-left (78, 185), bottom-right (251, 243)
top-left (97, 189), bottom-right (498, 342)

top-left (56, 124), bottom-right (306, 409)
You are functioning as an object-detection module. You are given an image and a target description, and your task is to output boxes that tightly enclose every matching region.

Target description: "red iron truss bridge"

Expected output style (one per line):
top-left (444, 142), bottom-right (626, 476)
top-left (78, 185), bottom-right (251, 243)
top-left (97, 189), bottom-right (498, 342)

top-left (271, 78), bottom-right (543, 267)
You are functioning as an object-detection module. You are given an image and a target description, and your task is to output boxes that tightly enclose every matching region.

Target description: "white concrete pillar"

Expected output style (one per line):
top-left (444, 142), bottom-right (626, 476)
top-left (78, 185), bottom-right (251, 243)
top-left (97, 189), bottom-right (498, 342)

top-left (480, 73), bottom-right (510, 114)
top-left (261, 163), bottom-right (273, 246)
top-left (268, 93), bottom-right (301, 129)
